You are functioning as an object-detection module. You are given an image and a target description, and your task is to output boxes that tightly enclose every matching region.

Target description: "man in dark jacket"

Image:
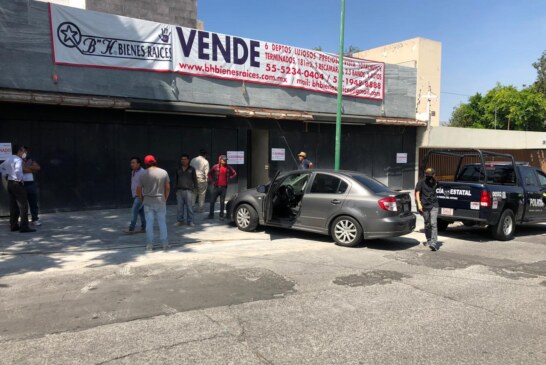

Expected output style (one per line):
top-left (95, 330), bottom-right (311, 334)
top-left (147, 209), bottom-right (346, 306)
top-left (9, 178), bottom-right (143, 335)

top-left (207, 155), bottom-right (237, 219)
top-left (174, 154), bottom-right (198, 227)
top-left (415, 167), bottom-right (440, 251)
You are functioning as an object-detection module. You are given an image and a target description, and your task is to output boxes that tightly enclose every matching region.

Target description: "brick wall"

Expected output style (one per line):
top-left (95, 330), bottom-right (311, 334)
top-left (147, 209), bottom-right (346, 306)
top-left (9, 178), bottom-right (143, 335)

top-left (86, 0), bottom-right (197, 27)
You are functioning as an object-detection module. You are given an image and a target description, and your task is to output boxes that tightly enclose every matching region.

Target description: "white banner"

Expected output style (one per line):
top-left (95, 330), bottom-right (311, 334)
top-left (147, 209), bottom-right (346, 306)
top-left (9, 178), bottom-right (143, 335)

top-left (49, 4), bottom-right (384, 100)
top-left (173, 27), bottom-right (384, 100)
top-left (50, 4), bottom-right (172, 71)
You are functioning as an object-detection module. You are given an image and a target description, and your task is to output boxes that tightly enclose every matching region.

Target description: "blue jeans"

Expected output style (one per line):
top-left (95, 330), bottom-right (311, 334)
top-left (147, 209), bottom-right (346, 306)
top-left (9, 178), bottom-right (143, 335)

top-left (209, 186), bottom-right (227, 217)
top-left (423, 207), bottom-right (438, 246)
top-left (129, 197), bottom-right (146, 231)
top-left (176, 189), bottom-right (194, 223)
top-left (24, 182), bottom-right (39, 222)
top-left (144, 204), bottom-right (168, 245)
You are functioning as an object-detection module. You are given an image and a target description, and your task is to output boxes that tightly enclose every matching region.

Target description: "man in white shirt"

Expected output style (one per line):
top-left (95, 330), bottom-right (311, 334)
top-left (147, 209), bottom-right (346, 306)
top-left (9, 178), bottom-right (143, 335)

top-left (190, 149), bottom-right (210, 213)
top-left (0, 145), bottom-right (35, 233)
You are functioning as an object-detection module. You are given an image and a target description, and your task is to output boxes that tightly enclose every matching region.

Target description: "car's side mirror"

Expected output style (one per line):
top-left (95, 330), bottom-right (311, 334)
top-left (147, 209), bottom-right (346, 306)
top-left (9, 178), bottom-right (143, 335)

top-left (257, 185), bottom-right (267, 193)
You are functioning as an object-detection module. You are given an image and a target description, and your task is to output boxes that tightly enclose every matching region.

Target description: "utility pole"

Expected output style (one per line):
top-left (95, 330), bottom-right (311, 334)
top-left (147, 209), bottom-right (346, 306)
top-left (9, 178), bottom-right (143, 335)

top-left (334, 0), bottom-right (345, 171)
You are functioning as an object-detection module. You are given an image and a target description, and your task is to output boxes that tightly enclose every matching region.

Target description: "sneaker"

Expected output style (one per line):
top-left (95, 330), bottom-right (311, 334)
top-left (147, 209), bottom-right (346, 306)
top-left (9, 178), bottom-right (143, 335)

top-left (187, 222), bottom-right (195, 227)
top-left (137, 229), bottom-right (146, 234)
top-left (422, 241), bottom-right (429, 246)
top-left (429, 244), bottom-right (438, 251)
top-left (219, 212), bottom-right (224, 218)
top-left (145, 244), bottom-right (153, 252)
top-left (162, 243), bottom-right (171, 251)
top-left (174, 221), bottom-right (185, 226)
top-left (10, 226), bottom-right (20, 232)
top-left (20, 228), bottom-right (36, 233)
top-left (31, 220), bottom-right (42, 226)
top-left (124, 229), bottom-right (136, 234)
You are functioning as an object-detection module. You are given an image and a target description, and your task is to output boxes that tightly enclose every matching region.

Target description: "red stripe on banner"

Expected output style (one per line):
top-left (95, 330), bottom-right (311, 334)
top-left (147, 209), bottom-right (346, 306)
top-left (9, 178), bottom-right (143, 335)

top-left (174, 70), bottom-right (383, 101)
top-left (51, 62), bottom-right (174, 73)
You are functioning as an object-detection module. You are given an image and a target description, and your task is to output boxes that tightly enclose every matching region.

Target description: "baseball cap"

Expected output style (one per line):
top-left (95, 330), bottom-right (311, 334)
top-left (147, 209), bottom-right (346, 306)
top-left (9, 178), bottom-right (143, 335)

top-left (144, 155), bottom-right (157, 165)
top-left (425, 168), bottom-right (435, 176)
top-left (298, 152), bottom-right (307, 158)
top-left (219, 154), bottom-right (227, 161)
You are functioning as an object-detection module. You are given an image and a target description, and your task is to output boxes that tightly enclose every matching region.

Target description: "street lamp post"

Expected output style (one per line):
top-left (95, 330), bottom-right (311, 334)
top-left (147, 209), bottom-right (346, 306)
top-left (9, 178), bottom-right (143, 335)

top-left (334, 0), bottom-right (346, 171)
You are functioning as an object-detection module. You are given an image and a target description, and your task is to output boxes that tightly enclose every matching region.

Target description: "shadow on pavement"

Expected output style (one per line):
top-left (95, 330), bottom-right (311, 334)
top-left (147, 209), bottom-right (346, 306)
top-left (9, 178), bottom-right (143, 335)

top-left (0, 206), bottom-right (262, 276)
top-left (364, 237), bottom-right (420, 251)
top-left (431, 222), bottom-right (546, 243)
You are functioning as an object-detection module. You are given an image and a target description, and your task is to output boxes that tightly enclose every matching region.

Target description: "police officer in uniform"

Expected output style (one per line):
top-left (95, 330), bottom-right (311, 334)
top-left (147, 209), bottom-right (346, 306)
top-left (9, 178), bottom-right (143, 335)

top-left (415, 167), bottom-right (439, 251)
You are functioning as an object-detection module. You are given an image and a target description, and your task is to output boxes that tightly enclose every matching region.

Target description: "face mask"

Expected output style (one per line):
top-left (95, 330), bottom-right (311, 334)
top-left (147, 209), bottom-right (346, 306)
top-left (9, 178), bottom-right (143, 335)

top-left (21, 153), bottom-right (27, 159)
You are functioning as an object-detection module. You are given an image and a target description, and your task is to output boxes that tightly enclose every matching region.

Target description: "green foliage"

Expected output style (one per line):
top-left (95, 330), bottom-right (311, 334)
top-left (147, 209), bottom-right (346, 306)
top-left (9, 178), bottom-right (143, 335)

top-left (449, 84), bottom-right (546, 131)
top-left (532, 50), bottom-right (546, 95)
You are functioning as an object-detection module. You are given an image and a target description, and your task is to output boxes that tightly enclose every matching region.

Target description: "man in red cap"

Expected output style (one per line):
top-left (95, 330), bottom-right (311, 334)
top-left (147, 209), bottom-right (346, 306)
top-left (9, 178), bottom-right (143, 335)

top-left (137, 155), bottom-right (170, 251)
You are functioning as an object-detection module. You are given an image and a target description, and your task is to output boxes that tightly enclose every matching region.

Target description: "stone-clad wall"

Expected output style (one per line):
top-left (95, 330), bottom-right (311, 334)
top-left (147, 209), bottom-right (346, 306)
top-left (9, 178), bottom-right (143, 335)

top-left (86, 0), bottom-right (197, 28)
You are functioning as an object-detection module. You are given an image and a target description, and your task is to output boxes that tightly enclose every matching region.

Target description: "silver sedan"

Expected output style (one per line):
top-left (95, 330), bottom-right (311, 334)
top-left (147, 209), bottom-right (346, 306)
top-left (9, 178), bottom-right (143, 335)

top-left (227, 170), bottom-right (416, 247)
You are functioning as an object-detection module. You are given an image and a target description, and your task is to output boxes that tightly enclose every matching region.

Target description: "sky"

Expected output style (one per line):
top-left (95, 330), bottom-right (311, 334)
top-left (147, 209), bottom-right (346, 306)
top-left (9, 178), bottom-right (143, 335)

top-left (197, 0), bottom-right (546, 123)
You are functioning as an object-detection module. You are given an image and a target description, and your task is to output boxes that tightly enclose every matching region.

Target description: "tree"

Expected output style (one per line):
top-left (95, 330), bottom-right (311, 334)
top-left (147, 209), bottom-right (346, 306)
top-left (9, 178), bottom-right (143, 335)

top-left (449, 84), bottom-right (546, 131)
top-left (532, 50), bottom-right (546, 95)
top-left (344, 45), bottom-right (361, 56)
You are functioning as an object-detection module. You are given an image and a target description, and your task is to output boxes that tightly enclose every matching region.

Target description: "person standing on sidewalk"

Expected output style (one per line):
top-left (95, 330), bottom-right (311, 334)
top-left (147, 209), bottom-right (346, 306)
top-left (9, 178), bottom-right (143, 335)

top-left (174, 154), bottom-right (198, 227)
top-left (22, 148), bottom-right (41, 226)
top-left (415, 168), bottom-right (440, 251)
top-left (190, 149), bottom-right (209, 213)
top-left (0, 145), bottom-right (35, 233)
top-left (297, 152), bottom-right (314, 170)
top-left (207, 155), bottom-right (237, 219)
top-left (126, 157), bottom-right (146, 234)
top-left (137, 155), bottom-right (170, 251)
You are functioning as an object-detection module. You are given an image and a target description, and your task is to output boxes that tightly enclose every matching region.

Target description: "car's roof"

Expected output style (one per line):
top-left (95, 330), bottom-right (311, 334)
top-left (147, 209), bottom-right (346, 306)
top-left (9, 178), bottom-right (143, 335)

top-left (282, 169), bottom-right (364, 175)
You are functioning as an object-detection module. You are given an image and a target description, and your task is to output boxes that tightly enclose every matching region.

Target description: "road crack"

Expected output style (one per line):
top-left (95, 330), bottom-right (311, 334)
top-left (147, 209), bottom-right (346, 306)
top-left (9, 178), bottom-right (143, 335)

top-left (94, 333), bottom-right (227, 365)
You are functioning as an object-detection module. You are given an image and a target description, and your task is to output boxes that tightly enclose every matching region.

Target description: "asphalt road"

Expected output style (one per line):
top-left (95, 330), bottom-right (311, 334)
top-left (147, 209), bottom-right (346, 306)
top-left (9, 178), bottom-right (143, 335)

top-left (0, 217), bottom-right (545, 364)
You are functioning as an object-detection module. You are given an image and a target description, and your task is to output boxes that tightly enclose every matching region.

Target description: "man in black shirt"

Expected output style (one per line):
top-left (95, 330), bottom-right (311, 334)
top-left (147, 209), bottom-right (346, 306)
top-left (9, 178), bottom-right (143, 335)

top-left (174, 154), bottom-right (198, 227)
top-left (415, 168), bottom-right (440, 251)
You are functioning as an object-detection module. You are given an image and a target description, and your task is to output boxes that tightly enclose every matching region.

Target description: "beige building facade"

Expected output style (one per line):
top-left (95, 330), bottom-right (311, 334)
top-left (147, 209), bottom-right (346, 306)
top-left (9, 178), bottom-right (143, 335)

top-left (354, 37), bottom-right (442, 127)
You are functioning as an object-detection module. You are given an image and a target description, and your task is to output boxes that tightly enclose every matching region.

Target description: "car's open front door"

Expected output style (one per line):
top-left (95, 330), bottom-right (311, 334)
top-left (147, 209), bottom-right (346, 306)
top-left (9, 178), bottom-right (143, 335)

top-left (263, 171), bottom-right (281, 225)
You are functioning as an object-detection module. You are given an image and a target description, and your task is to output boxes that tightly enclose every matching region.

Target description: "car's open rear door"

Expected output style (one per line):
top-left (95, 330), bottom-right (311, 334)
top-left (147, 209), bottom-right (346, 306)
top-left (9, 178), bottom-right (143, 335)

top-left (263, 171), bottom-right (281, 225)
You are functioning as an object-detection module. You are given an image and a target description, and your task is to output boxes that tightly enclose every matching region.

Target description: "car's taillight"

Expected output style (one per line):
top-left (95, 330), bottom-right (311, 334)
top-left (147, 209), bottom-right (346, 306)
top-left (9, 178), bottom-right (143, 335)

top-left (480, 190), bottom-right (492, 208)
top-left (378, 197), bottom-right (398, 212)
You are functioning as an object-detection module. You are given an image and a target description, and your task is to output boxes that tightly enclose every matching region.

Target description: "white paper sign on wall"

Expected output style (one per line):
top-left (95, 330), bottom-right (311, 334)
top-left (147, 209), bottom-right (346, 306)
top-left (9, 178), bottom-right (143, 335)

top-left (227, 151), bottom-right (245, 164)
top-left (271, 148), bottom-right (285, 161)
top-left (396, 153), bottom-right (408, 164)
top-left (0, 143), bottom-right (12, 161)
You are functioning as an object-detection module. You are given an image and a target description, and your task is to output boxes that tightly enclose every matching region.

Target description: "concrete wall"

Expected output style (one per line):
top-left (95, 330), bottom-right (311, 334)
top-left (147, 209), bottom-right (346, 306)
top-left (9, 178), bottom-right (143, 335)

top-left (354, 38), bottom-right (442, 126)
top-left (0, 0), bottom-right (417, 120)
top-left (86, 0), bottom-right (197, 28)
top-left (423, 126), bottom-right (546, 149)
top-left (35, 0), bottom-right (197, 28)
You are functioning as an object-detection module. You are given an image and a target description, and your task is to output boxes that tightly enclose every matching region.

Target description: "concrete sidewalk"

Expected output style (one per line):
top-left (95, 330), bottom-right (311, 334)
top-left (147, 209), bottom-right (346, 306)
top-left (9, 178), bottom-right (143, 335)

top-left (0, 205), bottom-right (269, 255)
top-left (0, 192), bottom-right (421, 256)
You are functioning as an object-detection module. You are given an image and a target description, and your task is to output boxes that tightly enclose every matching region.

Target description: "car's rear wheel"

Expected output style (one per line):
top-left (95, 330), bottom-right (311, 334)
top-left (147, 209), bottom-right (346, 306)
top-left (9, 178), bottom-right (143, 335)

top-left (490, 209), bottom-right (515, 241)
top-left (235, 204), bottom-right (259, 232)
top-left (331, 216), bottom-right (363, 247)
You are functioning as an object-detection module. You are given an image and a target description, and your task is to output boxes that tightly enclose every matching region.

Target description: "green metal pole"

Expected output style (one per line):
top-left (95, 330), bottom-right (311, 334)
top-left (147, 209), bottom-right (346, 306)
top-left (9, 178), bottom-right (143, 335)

top-left (335, 0), bottom-right (346, 171)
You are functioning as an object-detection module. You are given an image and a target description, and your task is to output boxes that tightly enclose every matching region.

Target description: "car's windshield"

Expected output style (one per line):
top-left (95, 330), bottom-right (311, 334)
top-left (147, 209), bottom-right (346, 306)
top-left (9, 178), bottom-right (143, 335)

top-left (280, 173), bottom-right (311, 193)
top-left (351, 174), bottom-right (391, 194)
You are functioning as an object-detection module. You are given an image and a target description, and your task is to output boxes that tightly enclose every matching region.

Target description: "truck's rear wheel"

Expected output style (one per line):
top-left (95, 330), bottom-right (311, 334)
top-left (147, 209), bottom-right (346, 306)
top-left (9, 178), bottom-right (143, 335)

top-left (490, 209), bottom-right (515, 241)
